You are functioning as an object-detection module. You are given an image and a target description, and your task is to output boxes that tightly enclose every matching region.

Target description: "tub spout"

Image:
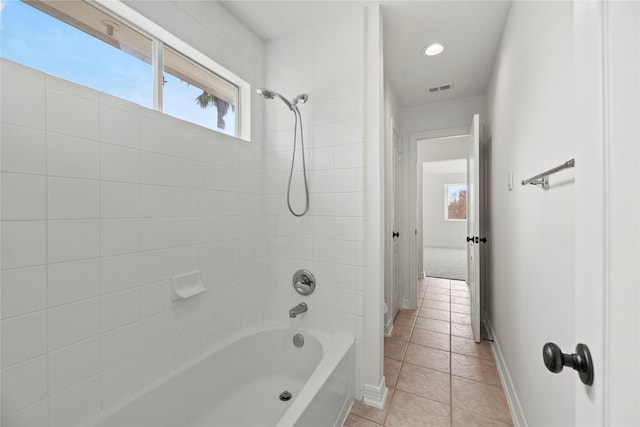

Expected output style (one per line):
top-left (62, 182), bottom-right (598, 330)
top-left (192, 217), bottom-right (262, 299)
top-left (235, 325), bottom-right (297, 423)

top-left (289, 302), bottom-right (308, 318)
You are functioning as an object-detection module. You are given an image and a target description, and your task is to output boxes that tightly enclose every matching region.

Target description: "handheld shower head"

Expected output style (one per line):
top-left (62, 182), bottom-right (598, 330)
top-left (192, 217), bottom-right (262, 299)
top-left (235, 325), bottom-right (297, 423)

top-left (259, 87), bottom-right (311, 217)
top-left (294, 94), bottom-right (309, 105)
top-left (256, 88), bottom-right (293, 111)
top-left (256, 88), bottom-right (275, 100)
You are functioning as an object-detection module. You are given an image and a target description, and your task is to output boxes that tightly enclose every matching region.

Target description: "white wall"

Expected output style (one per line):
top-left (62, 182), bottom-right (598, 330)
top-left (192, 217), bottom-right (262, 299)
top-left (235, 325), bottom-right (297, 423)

top-left (417, 136), bottom-right (468, 163)
top-left (261, 8), bottom-right (370, 399)
top-left (422, 172), bottom-right (467, 248)
top-left (485, 1), bottom-right (575, 425)
top-left (0, 2), bottom-right (266, 425)
top-left (401, 95), bottom-right (485, 141)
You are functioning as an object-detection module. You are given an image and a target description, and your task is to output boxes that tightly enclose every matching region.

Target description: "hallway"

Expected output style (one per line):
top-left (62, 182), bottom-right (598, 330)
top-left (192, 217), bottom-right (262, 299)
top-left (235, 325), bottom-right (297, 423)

top-left (346, 278), bottom-right (513, 426)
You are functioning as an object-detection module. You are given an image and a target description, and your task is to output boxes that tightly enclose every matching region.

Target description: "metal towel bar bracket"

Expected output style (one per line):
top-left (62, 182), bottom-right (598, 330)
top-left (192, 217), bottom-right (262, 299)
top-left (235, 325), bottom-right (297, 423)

top-left (521, 159), bottom-right (575, 190)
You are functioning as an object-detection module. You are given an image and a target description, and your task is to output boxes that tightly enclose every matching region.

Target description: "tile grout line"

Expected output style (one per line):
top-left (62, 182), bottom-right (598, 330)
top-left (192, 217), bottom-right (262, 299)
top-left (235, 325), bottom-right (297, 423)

top-left (365, 277), bottom-right (512, 427)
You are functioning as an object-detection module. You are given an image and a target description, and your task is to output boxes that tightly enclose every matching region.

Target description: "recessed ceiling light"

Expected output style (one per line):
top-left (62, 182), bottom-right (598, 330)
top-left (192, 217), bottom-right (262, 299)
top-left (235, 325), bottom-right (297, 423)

top-left (424, 43), bottom-right (444, 56)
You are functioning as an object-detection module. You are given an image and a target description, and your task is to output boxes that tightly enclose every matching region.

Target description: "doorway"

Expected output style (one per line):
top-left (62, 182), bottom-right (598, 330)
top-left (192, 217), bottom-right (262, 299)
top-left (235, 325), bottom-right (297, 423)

top-left (422, 159), bottom-right (467, 280)
top-left (417, 135), bottom-right (469, 281)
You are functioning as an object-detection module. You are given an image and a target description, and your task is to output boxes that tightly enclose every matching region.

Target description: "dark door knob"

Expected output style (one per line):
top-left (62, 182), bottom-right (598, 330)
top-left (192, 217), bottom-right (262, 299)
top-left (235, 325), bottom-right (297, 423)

top-left (479, 237), bottom-right (487, 243)
top-left (543, 342), bottom-right (594, 386)
top-left (392, 231), bottom-right (399, 238)
top-left (466, 236), bottom-right (474, 242)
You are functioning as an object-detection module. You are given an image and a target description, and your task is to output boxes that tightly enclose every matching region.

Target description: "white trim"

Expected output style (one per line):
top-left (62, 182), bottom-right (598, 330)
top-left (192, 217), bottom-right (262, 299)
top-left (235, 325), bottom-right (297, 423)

top-left (573, 1), bottom-right (609, 423)
top-left (93, 0), bottom-right (251, 141)
top-left (152, 40), bottom-right (163, 111)
top-left (485, 317), bottom-right (528, 427)
top-left (363, 3), bottom-right (385, 408)
top-left (363, 377), bottom-right (388, 409)
top-left (402, 296), bottom-right (413, 308)
top-left (423, 244), bottom-right (466, 250)
top-left (384, 318), bottom-right (394, 337)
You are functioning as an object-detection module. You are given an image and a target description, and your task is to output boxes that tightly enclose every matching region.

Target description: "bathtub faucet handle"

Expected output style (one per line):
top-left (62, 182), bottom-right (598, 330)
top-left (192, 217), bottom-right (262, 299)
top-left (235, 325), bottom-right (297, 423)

top-left (293, 269), bottom-right (316, 296)
top-left (296, 277), bottom-right (310, 289)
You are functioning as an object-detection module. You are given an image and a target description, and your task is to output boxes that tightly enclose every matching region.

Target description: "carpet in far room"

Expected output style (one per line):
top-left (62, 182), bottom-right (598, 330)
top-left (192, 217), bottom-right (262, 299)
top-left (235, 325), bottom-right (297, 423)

top-left (423, 246), bottom-right (467, 281)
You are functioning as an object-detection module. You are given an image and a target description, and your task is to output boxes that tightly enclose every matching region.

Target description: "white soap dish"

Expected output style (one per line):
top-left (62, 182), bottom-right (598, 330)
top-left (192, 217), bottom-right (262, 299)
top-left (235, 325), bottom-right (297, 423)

top-left (171, 271), bottom-right (206, 301)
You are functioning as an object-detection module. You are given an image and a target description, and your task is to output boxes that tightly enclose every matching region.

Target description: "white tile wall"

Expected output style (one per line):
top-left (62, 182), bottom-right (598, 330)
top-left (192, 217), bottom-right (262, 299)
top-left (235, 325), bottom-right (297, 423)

top-left (1, 173), bottom-right (47, 220)
top-left (48, 337), bottom-right (100, 395)
top-left (1, 124), bottom-right (47, 175)
top-left (1, 1), bottom-right (265, 423)
top-left (262, 9), bottom-right (367, 399)
top-left (1, 267), bottom-right (47, 319)
top-left (1, 0), bottom-right (376, 423)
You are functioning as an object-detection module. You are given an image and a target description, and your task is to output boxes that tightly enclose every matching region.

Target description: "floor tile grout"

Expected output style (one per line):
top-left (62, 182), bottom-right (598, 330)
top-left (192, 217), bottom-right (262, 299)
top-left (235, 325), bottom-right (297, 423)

top-left (347, 277), bottom-right (513, 427)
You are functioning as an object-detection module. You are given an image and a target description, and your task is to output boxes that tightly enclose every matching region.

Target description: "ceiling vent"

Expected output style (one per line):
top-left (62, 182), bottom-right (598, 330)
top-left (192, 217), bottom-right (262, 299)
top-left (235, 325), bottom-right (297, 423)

top-left (428, 83), bottom-right (454, 93)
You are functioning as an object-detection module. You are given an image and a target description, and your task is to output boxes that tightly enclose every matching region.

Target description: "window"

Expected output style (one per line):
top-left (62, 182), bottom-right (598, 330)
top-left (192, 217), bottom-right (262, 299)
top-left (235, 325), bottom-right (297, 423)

top-left (445, 183), bottom-right (467, 221)
top-left (1, 0), bottom-right (153, 108)
top-left (163, 47), bottom-right (237, 136)
top-left (0, 0), bottom-right (246, 138)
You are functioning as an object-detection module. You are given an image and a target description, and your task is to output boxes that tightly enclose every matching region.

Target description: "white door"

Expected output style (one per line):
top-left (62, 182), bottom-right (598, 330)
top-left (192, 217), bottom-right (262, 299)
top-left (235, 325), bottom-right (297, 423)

top-left (574, 1), bottom-right (639, 423)
top-left (391, 128), bottom-right (401, 316)
top-left (466, 114), bottom-right (481, 343)
top-left (385, 121), bottom-right (401, 329)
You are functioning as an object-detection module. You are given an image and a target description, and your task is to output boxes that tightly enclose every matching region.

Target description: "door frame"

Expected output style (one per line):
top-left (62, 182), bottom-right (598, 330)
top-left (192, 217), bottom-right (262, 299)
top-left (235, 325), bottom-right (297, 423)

top-left (466, 114), bottom-right (481, 343)
top-left (574, 0), bottom-right (640, 424)
top-left (408, 126), bottom-right (469, 309)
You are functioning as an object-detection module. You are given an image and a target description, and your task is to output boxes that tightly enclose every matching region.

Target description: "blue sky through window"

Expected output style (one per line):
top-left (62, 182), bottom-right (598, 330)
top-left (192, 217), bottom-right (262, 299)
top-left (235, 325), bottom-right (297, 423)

top-left (1, 0), bottom-right (153, 108)
top-left (0, 0), bottom-right (236, 134)
top-left (163, 71), bottom-right (236, 135)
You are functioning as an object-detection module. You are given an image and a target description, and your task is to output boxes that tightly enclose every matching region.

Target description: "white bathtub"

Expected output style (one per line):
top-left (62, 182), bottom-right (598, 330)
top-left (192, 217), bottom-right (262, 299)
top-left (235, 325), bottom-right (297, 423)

top-left (83, 322), bottom-right (355, 427)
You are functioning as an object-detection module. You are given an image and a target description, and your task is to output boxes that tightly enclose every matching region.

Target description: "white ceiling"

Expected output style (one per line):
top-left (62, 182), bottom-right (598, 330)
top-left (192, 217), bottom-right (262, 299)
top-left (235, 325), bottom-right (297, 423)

top-left (221, 1), bottom-right (511, 108)
top-left (383, 1), bottom-right (511, 107)
top-left (220, 1), bottom-right (368, 40)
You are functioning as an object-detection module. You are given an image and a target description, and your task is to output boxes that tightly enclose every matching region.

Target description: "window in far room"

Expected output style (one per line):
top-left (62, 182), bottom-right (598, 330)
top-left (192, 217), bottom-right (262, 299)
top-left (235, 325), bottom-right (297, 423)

top-left (445, 183), bottom-right (467, 221)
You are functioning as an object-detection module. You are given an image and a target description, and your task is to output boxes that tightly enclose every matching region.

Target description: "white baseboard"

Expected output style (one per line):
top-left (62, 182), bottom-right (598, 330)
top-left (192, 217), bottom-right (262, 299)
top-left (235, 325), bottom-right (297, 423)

top-left (401, 297), bottom-right (415, 309)
top-left (423, 244), bottom-right (467, 250)
top-left (384, 318), bottom-right (394, 337)
top-left (485, 318), bottom-right (528, 427)
top-left (363, 377), bottom-right (388, 409)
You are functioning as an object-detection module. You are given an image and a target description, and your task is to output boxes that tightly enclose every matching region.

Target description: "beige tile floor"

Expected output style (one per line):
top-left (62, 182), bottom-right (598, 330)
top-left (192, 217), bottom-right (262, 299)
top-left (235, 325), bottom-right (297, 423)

top-left (345, 277), bottom-right (513, 427)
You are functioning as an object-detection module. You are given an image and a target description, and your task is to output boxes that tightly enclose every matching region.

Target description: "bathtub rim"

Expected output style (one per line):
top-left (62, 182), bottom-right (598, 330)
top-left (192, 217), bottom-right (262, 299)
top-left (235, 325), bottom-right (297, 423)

top-left (81, 320), bottom-right (354, 427)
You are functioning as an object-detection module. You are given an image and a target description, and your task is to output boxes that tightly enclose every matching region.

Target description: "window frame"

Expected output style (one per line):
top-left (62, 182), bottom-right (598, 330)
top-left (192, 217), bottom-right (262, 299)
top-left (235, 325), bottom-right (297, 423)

top-left (95, 0), bottom-right (251, 140)
top-left (444, 183), bottom-right (467, 222)
top-left (15, 0), bottom-right (252, 140)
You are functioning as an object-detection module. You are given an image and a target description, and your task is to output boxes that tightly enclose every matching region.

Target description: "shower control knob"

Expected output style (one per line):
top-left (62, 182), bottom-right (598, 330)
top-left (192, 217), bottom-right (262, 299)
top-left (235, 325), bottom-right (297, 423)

top-left (292, 269), bottom-right (316, 296)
